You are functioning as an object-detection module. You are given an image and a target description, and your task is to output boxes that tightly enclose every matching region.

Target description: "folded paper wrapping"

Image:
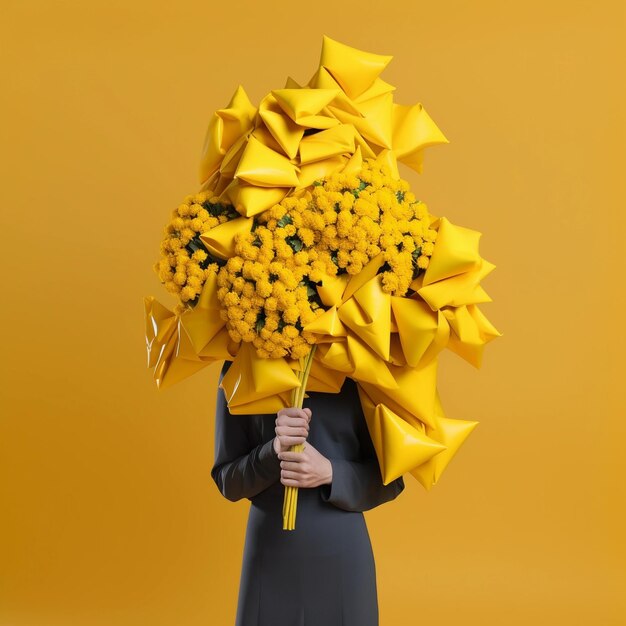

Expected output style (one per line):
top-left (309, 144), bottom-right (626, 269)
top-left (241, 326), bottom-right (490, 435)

top-left (197, 35), bottom-right (449, 217)
top-left (144, 214), bottom-right (501, 488)
top-left (144, 272), bottom-right (237, 390)
top-left (145, 35), bottom-right (501, 489)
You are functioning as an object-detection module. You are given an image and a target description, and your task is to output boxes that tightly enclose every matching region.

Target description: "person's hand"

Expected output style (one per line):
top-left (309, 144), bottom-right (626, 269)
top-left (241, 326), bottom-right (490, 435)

top-left (278, 442), bottom-right (333, 488)
top-left (273, 406), bottom-right (312, 455)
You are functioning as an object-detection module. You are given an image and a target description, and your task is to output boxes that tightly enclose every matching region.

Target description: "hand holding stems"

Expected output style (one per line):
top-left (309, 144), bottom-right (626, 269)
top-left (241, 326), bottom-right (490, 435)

top-left (273, 407), bottom-right (333, 488)
top-left (273, 407), bottom-right (311, 454)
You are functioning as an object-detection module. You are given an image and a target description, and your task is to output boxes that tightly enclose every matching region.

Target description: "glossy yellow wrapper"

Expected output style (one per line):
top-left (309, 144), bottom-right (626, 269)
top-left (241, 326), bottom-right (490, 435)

top-left (197, 35), bottom-right (449, 215)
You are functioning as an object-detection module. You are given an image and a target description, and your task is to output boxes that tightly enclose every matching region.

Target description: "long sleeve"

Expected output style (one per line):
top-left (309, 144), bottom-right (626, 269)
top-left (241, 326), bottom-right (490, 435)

top-left (210, 361), bottom-right (282, 502)
top-left (319, 403), bottom-right (405, 513)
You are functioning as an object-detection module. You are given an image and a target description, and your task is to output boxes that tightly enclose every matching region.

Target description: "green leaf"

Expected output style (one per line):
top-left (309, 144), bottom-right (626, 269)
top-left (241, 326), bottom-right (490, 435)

top-left (256, 313), bottom-right (266, 334)
top-left (286, 235), bottom-right (303, 252)
top-left (298, 279), bottom-right (318, 299)
top-left (185, 236), bottom-right (210, 258)
top-left (351, 179), bottom-right (368, 198)
top-left (277, 214), bottom-right (293, 228)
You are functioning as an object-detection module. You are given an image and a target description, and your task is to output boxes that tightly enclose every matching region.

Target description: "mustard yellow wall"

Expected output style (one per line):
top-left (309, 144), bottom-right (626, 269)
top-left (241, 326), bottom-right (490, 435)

top-left (1, 1), bottom-right (624, 625)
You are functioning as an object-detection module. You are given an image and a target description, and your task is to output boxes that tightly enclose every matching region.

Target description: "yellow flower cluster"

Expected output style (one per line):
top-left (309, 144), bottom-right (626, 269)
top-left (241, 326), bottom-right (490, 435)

top-left (154, 192), bottom-right (239, 306)
top-left (214, 158), bottom-right (438, 360)
top-left (155, 159), bottom-right (438, 359)
top-left (263, 158), bottom-right (437, 296)
top-left (216, 209), bottom-right (327, 360)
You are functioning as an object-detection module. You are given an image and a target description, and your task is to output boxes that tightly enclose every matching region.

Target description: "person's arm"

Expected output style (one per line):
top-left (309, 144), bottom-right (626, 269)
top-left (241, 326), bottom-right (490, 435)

top-left (319, 404), bottom-right (405, 513)
top-left (210, 361), bottom-right (281, 502)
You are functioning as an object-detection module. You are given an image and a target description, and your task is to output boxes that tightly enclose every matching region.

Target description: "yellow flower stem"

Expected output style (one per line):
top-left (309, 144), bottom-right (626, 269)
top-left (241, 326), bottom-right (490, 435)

top-left (282, 344), bottom-right (317, 530)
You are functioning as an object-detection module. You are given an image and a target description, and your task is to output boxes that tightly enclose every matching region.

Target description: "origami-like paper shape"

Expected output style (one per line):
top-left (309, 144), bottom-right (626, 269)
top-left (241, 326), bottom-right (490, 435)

top-left (144, 274), bottom-right (236, 389)
top-left (197, 35), bottom-right (449, 219)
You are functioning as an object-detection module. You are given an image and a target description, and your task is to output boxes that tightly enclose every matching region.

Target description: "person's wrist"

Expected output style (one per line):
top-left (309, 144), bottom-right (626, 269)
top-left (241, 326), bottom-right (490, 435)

top-left (324, 458), bottom-right (333, 485)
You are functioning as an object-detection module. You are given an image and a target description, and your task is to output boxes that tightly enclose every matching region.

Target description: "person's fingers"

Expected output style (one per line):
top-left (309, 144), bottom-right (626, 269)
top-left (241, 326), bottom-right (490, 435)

top-left (275, 415), bottom-right (309, 431)
top-left (280, 460), bottom-right (303, 471)
top-left (279, 419), bottom-right (309, 433)
top-left (277, 435), bottom-right (306, 448)
top-left (303, 407), bottom-right (312, 422)
top-left (280, 469), bottom-right (302, 480)
top-left (278, 450), bottom-right (306, 462)
top-left (275, 425), bottom-right (308, 438)
top-left (277, 407), bottom-right (310, 421)
top-left (276, 426), bottom-right (309, 439)
top-left (276, 410), bottom-right (304, 422)
top-left (276, 417), bottom-right (309, 431)
top-left (280, 477), bottom-right (302, 487)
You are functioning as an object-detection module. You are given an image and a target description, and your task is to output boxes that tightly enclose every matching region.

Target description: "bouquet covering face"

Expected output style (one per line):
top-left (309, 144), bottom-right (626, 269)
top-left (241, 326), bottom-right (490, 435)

top-left (145, 36), bottom-right (502, 527)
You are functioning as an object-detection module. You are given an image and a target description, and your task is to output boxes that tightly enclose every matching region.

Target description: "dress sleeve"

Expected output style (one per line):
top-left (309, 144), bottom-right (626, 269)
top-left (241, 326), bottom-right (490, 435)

top-left (210, 361), bottom-right (282, 502)
top-left (319, 401), bottom-right (405, 513)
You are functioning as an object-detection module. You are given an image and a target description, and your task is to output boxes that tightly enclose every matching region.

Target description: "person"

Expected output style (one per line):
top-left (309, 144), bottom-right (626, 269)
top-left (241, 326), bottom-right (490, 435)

top-left (211, 358), bottom-right (405, 626)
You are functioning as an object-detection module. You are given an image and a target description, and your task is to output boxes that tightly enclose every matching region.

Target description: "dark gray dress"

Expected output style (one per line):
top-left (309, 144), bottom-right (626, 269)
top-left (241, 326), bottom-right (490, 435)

top-left (211, 359), bottom-right (405, 626)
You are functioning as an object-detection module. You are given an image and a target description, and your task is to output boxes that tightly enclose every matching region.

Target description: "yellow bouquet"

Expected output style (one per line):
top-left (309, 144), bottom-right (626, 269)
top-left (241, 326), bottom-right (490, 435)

top-left (144, 35), bottom-right (502, 530)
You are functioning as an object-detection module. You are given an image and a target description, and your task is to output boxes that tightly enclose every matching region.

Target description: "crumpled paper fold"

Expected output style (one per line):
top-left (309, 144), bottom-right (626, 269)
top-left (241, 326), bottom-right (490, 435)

top-left (197, 34), bottom-right (449, 219)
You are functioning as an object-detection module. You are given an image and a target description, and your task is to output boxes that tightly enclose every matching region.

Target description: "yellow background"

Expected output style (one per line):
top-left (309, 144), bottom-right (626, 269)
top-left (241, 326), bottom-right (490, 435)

top-left (1, 1), bottom-right (624, 624)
